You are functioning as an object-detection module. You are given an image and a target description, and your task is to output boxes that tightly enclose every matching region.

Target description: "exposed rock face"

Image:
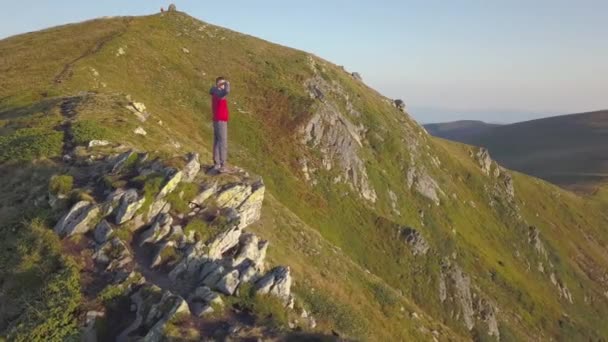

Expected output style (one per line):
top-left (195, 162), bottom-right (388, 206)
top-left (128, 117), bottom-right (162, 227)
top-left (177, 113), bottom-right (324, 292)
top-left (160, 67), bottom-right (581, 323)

top-left (351, 72), bottom-right (362, 81)
top-left (94, 219), bottom-right (114, 244)
top-left (398, 226), bottom-right (430, 256)
top-left (439, 259), bottom-right (500, 339)
top-left (93, 237), bottom-right (133, 273)
top-left (115, 189), bottom-right (145, 225)
top-left (54, 201), bottom-right (100, 237)
top-left (407, 167), bottom-right (443, 205)
top-left (476, 148), bottom-right (493, 176)
top-left (117, 284), bottom-right (189, 342)
top-left (550, 273), bottom-right (574, 303)
top-left (255, 266), bottom-right (293, 304)
top-left (528, 226), bottom-right (547, 259)
top-left (182, 152), bottom-right (200, 182)
top-left (300, 76), bottom-right (376, 203)
top-left (49, 151), bottom-right (294, 340)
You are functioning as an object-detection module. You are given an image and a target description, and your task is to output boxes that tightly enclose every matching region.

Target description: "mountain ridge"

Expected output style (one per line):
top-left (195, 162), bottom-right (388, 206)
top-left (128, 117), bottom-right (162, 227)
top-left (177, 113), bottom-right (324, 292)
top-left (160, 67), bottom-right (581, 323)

top-left (1, 10), bottom-right (608, 341)
top-left (425, 110), bottom-right (608, 192)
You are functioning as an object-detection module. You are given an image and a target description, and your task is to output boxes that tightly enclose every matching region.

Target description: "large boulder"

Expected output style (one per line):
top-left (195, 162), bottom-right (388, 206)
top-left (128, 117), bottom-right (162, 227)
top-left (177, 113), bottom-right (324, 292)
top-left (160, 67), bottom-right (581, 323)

top-left (255, 266), bottom-right (292, 303)
top-left (93, 237), bottom-right (133, 273)
top-left (236, 182), bottom-right (265, 228)
top-left (117, 285), bottom-right (189, 342)
top-left (93, 219), bottom-right (114, 244)
top-left (216, 183), bottom-right (252, 208)
top-left (115, 189), bottom-right (145, 225)
top-left (232, 233), bottom-right (268, 269)
top-left (182, 153), bottom-right (200, 182)
top-left (54, 201), bottom-right (100, 237)
top-left (157, 171), bottom-right (182, 198)
top-left (215, 269), bottom-right (241, 295)
top-left (139, 213), bottom-right (173, 246)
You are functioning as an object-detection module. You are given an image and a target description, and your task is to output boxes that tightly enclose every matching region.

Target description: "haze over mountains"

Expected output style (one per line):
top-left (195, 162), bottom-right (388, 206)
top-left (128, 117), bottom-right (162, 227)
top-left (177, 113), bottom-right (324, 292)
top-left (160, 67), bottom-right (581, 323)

top-left (1, 8), bottom-right (608, 341)
top-left (425, 110), bottom-right (608, 192)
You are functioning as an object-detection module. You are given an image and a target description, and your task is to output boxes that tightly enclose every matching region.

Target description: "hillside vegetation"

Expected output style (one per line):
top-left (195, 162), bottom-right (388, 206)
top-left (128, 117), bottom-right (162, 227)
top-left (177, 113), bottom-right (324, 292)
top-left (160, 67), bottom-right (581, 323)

top-left (1, 10), bottom-right (608, 341)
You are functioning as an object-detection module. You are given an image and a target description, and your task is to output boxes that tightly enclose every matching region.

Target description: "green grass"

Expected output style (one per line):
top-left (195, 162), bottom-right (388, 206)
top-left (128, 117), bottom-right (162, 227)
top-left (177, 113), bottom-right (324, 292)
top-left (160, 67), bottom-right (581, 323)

top-left (0, 128), bottom-right (63, 162)
top-left (70, 119), bottom-right (112, 145)
top-left (183, 218), bottom-right (218, 242)
top-left (48, 174), bottom-right (73, 195)
top-left (0, 219), bottom-right (81, 341)
top-left (166, 182), bottom-right (199, 214)
top-left (1, 10), bottom-right (608, 341)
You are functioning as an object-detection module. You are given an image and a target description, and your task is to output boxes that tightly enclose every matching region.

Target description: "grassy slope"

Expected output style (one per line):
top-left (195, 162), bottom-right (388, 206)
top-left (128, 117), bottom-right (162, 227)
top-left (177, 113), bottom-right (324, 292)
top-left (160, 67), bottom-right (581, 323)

top-left (1, 11), bottom-right (608, 341)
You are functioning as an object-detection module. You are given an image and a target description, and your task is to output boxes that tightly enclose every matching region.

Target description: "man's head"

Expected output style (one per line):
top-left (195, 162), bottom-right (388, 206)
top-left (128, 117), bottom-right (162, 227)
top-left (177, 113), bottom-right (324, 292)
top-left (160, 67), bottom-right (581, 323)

top-left (216, 76), bottom-right (226, 88)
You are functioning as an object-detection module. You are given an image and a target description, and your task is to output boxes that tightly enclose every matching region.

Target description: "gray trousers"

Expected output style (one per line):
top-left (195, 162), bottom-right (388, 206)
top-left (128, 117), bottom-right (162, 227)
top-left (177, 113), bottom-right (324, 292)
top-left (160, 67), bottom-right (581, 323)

top-left (213, 121), bottom-right (228, 166)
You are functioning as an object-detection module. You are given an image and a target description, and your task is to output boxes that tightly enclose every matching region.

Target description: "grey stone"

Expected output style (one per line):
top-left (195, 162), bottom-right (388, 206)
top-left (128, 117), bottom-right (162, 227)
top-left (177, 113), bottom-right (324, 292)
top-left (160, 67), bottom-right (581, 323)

top-left (54, 201), bottom-right (100, 237)
top-left (157, 171), bottom-right (182, 198)
top-left (94, 220), bottom-right (114, 244)
top-left (183, 153), bottom-right (201, 182)
top-left (215, 269), bottom-right (240, 295)
top-left (115, 189), bottom-right (145, 225)
top-left (398, 226), bottom-right (430, 256)
top-left (255, 266), bottom-right (292, 303)
top-left (407, 167), bottom-right (443, 205)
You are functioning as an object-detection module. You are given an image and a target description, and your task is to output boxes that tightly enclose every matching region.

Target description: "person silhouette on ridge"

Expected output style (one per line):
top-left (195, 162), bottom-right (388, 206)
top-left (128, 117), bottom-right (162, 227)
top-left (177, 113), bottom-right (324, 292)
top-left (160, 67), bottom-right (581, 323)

top-left (209, 76), bottom-right (231, 172)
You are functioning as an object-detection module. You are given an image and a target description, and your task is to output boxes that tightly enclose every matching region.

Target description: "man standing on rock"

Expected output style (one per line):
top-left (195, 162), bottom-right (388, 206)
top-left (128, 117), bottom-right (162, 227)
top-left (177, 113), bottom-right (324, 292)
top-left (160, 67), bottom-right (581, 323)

top-left (210, 76), bottom-right (230, 172)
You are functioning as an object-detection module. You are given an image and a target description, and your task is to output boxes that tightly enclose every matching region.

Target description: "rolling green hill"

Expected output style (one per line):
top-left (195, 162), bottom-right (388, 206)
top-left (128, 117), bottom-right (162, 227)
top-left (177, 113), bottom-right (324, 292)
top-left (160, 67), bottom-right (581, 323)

top-left (1, 10), bottom-right (608, 341)
top-left (426, 112), bottom-right (608, 193)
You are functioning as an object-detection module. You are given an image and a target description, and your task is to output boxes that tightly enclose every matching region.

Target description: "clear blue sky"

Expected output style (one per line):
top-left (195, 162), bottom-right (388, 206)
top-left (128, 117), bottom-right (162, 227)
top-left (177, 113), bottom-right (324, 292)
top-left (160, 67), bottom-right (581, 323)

top-left (2, 1), bottom-right (607, 123)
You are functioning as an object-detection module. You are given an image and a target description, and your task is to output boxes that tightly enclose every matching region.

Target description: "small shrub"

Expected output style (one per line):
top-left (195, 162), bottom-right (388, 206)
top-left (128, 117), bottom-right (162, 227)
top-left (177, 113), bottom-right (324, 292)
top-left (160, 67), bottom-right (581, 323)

top-left (0, 219), bottom-right (82, 341)
top-left (0, 128), bottom-right (63, 162)
top-left (70, 120), bottom-right (110, 146)
top-left (166, 182), bottom-right (199, 214)
top-left (183, 218), bottom-right (217, 242)
top-left (49, 174), bottom-right (74, 195)
top-left (136, 175), bottom-right (165, 217)
top-left (112, 228), bottom-right (132, 244)
top-left (236, 282), bottom-right (289, 329)
top-left (68, 189), bottom-right (95, 204)
top-left (298, 287), bottom-right (367, 336)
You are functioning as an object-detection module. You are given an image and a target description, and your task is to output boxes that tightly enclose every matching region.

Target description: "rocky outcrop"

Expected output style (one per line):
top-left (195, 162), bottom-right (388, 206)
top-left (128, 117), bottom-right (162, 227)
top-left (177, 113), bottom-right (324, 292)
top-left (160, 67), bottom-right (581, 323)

top-left (439, 259), bottom-right (500, 339)
top-left (114, 189), bottom-right (145, 225)
top-left (407, 167), bottom-right (443, 205)
top-left (54, 201), bottom-right (100, 237)
top-left (49, 150), bottom-right (295, 340)
top-left (398, 226), bottom-right (430, 256)
top-left (476, 148), bottom-right (493, 176)
top-left (255, 266), bottom-right (293, 304)
top-left (528, 226), bottom-right (548, 259)
top-left (300, 72), bottom-right (377, 203)
top-left (117, 284), bottom-right (189, 342)
top-left (182, 152), bottom-right (200, 182)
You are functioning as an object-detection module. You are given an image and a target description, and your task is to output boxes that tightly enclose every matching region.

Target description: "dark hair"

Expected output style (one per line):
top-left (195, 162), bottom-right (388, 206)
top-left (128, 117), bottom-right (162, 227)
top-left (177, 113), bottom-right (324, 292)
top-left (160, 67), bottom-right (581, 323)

top-left (216, 76), bottom-right (225, 83)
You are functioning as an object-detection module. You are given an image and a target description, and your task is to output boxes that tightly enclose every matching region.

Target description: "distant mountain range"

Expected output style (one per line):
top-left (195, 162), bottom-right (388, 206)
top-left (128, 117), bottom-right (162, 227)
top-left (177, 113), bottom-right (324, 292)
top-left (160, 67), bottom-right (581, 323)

top-left (424, 111), bottom-right (608, 192)
top-left (424, 120), bottom-right (503, 141)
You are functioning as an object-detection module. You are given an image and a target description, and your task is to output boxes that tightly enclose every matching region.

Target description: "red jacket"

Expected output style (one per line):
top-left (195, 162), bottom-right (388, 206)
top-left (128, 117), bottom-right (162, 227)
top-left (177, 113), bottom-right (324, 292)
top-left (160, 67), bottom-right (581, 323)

top-left (210, 82), bottom-right (230, 121)
top-left (211, 94), bottom-right (229, 121)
